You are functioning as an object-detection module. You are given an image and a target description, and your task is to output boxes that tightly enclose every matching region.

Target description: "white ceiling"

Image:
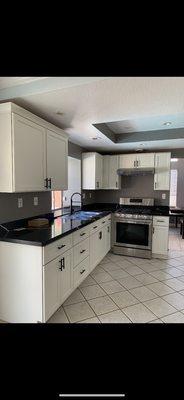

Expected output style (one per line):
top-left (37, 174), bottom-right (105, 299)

top-left (0, 77), bottom-right (47, 89)
top-left (1, 76), bottom-right (184, 152)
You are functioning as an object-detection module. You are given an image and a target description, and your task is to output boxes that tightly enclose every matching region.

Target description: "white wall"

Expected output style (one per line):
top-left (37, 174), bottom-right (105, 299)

top-left (63, 157), bottom-right (81, 207)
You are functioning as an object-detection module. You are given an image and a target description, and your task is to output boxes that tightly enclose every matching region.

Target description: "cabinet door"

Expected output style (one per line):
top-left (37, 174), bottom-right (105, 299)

top-left (95, 153), bottom-right (103, 189)
top-left (43, 256), bottom-right (61, 321)
top-left (119, 154), bottom-right (136, 169)
top-left (47, 129), bottom-right (68, 190)
top-left (109, 155), bottom-right (120, 189)
top-left (104, 223), bottom-right (111, 254)
top-left (102, 155), bottom-right (109, 189)
top-left (59, 249), bottom-right (73, 303)
top-left (90, 228), bottom-right (104, 271)
top-left (152, 226), bottom-right (169, 255)
top-left (154, 152), bottom-right (171, 190)
top-left (138, 153), bottom-right (154, 168)
top-left (12, 113), bottom-right (46, 192)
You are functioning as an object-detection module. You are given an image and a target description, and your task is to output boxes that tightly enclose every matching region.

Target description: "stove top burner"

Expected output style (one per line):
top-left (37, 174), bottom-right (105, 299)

top-left (116, 206), bottom-right (152, 215)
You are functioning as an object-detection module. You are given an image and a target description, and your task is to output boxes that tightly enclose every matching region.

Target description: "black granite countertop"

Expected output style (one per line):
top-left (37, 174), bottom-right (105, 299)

top-left (0, 210), bottom-right (110, 247)
top-left (82, 203), bottom-right (170, 216)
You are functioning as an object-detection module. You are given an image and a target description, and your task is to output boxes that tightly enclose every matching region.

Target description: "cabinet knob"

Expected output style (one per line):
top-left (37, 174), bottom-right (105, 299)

top-left (80, 232), bottom-right (86, 237)
top-left (58, 244), bottom-right (66, 250)
top-left (48, 178), bottom-right (52, 189)
top-left (80, 249), bottom-right (86, 254)
top-left (99, 231), bottom-right (102, 240)
top-left (44, 178), bottom-right (48, 189)
top-left (80, 269), bottom-right (86, 275)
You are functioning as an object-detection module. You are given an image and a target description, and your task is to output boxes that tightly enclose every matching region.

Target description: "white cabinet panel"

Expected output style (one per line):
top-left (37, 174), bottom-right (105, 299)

top-left (103, 155), bottom-right (120, 189)
top-left (82, 152), bottom-right (103, 189)
top-left (12, 114), bottom-right (46, 192)
top-left (119, 154), bottom-right (136, 169)
top-left (59, 249), bottom-right (73, 303)
top-left (47, 129), bottom-right (68, 190)
top-left (43, 256), bottom-right (61, 321)
top-left (137, 153), bottom-right (154, 168)
top-left (44, 249), bottom-right (73, 321)
top-left (154, 152), bottom-right (171, 190)
top-left (152, 226), bottom-right (169, 255)
top-left (90, 228), bottom-right (105, 271)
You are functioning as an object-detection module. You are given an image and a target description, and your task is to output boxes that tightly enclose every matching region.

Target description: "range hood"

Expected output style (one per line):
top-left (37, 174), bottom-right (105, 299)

top-left (117, 167), bottom-right (155, 176)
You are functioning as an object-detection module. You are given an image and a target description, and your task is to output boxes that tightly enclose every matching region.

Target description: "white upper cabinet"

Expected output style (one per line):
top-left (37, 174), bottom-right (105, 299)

top-left (46, 129), bottom-right (68, 190)
top-left (119, 153), bottom-right (155, 169)
top-left (119, 154), bottom-right (136, 169)
top-left (12, 114), bottom-right (46, 192)
top-left (82, 152), bottom-right (103, 189)
top-left (154, 152), bottom-right (171, 191)
top-left (0, 102), bottom-right (68, 192)
top-left (136, 153), bottom-right (154, 168)
top-left (103, 155), bottom-right (120, 189)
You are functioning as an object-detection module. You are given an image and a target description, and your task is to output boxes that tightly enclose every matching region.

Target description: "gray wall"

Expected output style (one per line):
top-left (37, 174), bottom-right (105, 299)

top-left (0, 141), bottom-right (84, 224)
top-left (171, 159), bottom-right (184, 208)
top-left (83, 174), bottom-right (170, 206)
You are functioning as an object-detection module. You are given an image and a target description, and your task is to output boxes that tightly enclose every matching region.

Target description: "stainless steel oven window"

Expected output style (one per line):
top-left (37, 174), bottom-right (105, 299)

top-left (113, 218), bottom-right (152, 250)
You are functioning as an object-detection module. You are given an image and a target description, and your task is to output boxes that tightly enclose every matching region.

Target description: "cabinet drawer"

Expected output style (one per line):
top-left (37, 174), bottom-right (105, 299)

top-left (73, 257), bottom-right (90, 288)
top-left (73, 237), bottom-right (90, 267)
top-left (89, 220), bottom-right (101, 234)
top-left (43, 234), bottom-right (72, 265)
top-left (72, 225), bottom-right (90, 246)
top-left (100, 214), bottom-right (111, 226)
top-left (153, 216), bottom-right (169, 227)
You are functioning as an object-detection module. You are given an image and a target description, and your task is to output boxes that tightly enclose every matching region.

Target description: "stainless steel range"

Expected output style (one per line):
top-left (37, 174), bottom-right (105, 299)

top-left (112, 198), bottom-right (154, 259)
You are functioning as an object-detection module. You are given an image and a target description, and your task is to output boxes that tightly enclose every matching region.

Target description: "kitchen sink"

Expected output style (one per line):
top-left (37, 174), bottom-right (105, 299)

top-left (63, 211), bottom-right (101, 220)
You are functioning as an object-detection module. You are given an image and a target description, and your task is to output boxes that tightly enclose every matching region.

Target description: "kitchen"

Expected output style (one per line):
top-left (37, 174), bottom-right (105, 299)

top-left (1, 77), bottom-right (184, 323)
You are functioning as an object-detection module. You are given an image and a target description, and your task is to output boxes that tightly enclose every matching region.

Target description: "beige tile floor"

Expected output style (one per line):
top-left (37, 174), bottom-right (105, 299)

top-left (2, 227), bottom-right (184, 324)
top-left (46, 228), bottom-right (184, 324)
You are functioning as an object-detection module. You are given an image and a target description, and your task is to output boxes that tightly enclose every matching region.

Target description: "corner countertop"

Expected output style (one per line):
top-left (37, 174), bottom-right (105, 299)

top-left (0, 210), bottom-right (111, 247)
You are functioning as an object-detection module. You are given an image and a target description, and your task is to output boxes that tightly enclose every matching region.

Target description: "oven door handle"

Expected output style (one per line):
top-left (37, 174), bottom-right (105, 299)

top-left (114, 218), bottom-right (152, 225)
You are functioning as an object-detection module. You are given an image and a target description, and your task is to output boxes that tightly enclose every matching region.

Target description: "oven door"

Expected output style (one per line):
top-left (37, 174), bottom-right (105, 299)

top-left (113, 218), bottom-right (152, 250)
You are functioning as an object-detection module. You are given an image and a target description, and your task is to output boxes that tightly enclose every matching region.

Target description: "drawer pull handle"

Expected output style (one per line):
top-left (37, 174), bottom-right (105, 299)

top-left (102, 221), bottom-right (105, 224)
top-left (80, 269), bottom-right (86, 275)
top-left (59, 258), bottom-right (64, 271)
top-left (80, 232), bottom-right (86, 236)
top-left (157, 220), bottom-right (165, 223)
top-left (80, 249), bottom-right (86, 254)
top-left (58, 244), bottom-right (66, 249)
top-left (93, 226), bottom-right (98, 229)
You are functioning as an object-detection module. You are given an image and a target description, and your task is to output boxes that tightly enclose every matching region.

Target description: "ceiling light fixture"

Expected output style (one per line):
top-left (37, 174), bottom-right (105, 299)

top-left (56, 111), bottom-right (64, 116)
top-left (163, 121), bottom-right (172, 126)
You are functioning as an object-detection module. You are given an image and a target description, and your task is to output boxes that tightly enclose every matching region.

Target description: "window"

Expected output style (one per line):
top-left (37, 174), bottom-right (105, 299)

top-left (52, 190), bottom-right (63, 210)
top-left (63, 157), bottom-right (81, 207)
top-left (51, 156), bottom-right (81, 211)
top-left (170, 169), bottom-right (177, 207)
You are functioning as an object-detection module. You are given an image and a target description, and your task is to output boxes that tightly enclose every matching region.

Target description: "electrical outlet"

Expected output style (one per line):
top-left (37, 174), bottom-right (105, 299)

top-left (162, 193), bottom-right (166, 199)
top-left (18, 198), bottom-right (23, 208)
top-left (34, 197), bottom-right (38, 206)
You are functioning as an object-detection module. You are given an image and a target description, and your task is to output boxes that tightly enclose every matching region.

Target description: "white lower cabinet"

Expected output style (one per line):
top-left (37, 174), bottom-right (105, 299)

top-left (152, 216), bottom-right (169, 256)
top-left (0, 214), bottom-right (111, 323)
top-left (43, 249), bottom-right (73, 322)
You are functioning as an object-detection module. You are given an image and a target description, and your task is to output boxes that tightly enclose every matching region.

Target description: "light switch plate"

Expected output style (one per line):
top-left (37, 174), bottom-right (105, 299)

top-left (18, 198), bottom-right (23, 208)
top-left (162, 193), bottom-right (166, 199)
top-left (34, 196), bottom-right (38, 206)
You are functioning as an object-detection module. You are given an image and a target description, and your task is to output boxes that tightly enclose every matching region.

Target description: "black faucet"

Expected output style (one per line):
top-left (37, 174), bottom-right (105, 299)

top-left (70, 192), bottom-right (82, 214)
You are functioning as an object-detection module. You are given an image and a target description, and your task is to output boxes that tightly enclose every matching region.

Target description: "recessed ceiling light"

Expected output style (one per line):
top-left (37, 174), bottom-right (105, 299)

top-left (56, 111), bottom-right (64, 116)
top-left (91, 137), bottom-right (102, 140)
top-left (163, 121), bottom-right (172, 126)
